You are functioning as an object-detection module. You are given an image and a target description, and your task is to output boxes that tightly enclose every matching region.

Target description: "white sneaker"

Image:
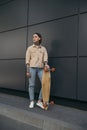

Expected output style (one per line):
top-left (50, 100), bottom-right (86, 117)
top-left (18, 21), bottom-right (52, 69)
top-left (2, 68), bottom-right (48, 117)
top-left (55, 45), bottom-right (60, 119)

top-left (36, 101), bottom-right (44, 109)
top-left (29, 101), bottom-right (34, 108)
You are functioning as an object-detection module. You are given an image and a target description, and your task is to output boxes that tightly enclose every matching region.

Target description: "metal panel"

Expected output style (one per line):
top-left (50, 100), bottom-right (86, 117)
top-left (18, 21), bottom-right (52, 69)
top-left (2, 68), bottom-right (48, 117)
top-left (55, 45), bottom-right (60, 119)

top-left (49, 58), bottom-right (77, 99)
top-left (78, 58), bottom-right (87, 101)
top-left (0, 28), bottom-right (27, 59)
top-left (79, 13), bottom-right (87, 56)
top-left (0, 0), bottom-right (27, 32)
top-left (28, 0), bottom-right (78, 25)
top-left (28, 16), bottom-right (77, 57)
top-left (0, 60), bottom-right (25, 91)
top-left (80, 0), bottom-right (87, 13)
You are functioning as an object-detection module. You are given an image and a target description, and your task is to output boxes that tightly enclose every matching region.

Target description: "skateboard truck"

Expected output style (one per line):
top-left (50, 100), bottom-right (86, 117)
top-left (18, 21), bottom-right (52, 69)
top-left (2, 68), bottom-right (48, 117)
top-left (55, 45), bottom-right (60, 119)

top-left (44, 67), bottom-right (55, 72)
top-left (43, 101), bottom-right (55, 110)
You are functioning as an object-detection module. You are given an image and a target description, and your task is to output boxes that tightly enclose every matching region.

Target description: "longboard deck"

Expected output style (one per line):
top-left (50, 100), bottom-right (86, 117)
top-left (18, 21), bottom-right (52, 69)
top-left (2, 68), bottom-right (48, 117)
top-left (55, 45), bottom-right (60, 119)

top-left (42, 70), bottom-right (51, 110)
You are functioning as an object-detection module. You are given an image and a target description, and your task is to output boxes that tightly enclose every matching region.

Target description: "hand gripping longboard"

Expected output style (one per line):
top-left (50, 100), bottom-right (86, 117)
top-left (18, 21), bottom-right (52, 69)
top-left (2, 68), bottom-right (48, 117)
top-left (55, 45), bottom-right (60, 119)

top-left (42, 67), bottom-right (55, 110)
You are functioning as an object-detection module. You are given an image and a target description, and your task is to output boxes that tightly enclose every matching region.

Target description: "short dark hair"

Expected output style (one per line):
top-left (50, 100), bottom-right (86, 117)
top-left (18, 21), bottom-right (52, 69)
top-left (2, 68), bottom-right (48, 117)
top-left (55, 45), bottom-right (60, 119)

top-left (34, 32), bottom-right (42, 44)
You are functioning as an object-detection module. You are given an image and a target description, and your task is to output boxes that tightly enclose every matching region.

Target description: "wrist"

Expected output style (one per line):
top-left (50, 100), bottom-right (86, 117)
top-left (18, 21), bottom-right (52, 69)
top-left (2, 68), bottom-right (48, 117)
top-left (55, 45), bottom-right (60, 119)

top-left (26, 64), bottom-right (30, 73)
top-left (44, 61), bottom-right (48, 66)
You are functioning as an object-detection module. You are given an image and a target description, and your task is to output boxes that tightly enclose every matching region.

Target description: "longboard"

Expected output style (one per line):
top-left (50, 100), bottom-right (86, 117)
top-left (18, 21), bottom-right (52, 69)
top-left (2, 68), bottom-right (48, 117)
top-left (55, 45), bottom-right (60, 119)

top-left (42, 67), bottom-right (55, 110)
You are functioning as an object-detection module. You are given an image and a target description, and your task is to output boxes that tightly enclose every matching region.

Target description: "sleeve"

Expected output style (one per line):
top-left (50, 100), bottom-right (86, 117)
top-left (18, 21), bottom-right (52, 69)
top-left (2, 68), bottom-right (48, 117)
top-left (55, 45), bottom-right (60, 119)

top-left (25, 47), bottom-right (31, 66)
top-left (44, 47), bottom-right (48, 65)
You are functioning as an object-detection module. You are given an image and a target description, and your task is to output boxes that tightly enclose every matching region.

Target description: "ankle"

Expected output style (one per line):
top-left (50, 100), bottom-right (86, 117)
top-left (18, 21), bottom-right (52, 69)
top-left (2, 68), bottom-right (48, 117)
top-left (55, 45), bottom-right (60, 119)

top-left (37, 99), bottom-right (42, 103)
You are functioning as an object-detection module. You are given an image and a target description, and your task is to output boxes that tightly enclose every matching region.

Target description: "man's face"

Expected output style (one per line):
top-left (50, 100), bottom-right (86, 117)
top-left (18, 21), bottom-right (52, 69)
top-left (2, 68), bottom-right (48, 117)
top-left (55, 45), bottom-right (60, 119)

top-left (32, 34), bottom-right (40, 44)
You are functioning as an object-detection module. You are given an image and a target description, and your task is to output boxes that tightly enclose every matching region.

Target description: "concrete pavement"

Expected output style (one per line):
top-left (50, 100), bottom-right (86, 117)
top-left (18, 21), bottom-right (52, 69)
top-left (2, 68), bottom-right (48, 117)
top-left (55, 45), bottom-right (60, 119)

top-left (0, 93), bottom-right (87, 130)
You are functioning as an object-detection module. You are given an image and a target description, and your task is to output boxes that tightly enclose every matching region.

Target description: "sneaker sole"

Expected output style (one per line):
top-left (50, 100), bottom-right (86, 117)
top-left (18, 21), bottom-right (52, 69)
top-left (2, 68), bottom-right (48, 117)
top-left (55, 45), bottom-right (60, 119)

top-left (36, 104), bottom-right (44, 109)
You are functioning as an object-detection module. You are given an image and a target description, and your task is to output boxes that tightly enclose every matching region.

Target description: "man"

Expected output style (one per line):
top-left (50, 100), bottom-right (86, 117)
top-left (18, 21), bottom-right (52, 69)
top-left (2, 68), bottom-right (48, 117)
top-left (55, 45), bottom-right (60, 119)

top-left (26, 33), bottom-right (49, 109)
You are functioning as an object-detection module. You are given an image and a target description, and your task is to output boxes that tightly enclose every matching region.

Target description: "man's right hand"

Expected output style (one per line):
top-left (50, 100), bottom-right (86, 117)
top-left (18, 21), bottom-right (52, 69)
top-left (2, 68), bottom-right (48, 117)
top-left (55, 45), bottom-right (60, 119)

top-left (26, 72), bottom-right (31, 78)
top-left (44, 65), bottom-right (50, 72)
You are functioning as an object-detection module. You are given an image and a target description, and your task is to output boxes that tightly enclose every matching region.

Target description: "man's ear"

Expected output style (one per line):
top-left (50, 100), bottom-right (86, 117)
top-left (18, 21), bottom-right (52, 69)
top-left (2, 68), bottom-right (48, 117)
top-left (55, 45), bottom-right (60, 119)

top-left (38, 37), bottom-right (40, 41)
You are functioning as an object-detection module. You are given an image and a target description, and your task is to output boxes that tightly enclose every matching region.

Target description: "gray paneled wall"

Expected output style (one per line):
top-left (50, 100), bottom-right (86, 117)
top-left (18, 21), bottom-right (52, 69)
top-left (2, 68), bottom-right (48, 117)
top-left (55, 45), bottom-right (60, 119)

top-left (28, 0), bottom-right (78, 25)
top-left (0, 60), bottom-right (25, 90)
top-left (0, 28), bottom-right (27, 59)
top-left (0, 0), bottom-right (87, 102)
top-left (0, 0), bottom-right (27, 31)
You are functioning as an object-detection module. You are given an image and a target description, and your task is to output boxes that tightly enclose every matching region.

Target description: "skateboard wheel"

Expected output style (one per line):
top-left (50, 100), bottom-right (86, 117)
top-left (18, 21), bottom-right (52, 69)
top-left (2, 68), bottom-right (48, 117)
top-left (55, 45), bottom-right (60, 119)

top-left (50, 101), bottom-right (54, 105)
top-left (51, 68), bottom-right (55, 72)
top-left (43, 103), bottom-right (47, 107)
